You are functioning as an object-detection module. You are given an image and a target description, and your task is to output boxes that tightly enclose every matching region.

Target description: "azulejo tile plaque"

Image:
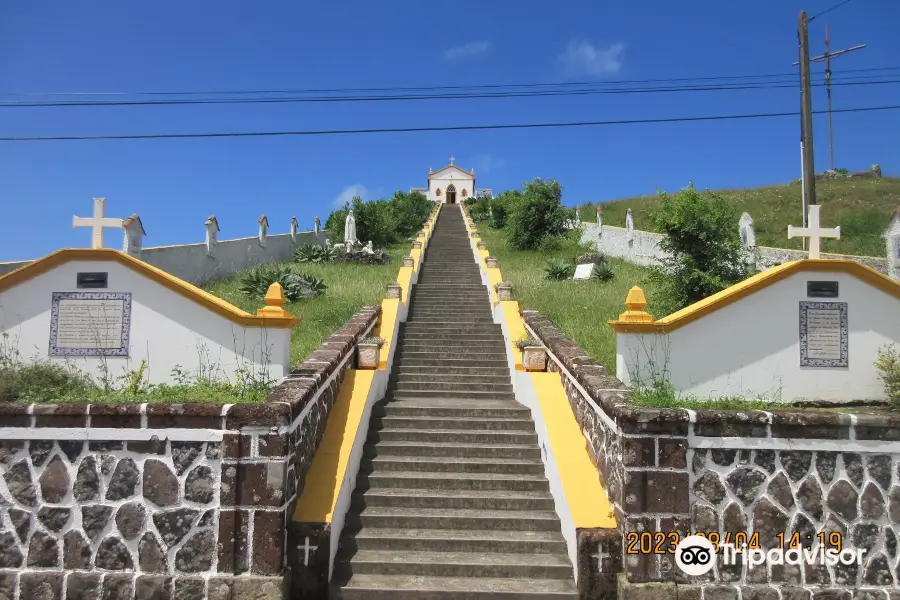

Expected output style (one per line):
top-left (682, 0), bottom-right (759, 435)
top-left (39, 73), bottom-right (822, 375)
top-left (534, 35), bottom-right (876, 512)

top-left (799, 301), bottom-right (848, 367)
top-left (49, 291), bottom-right (132, 356)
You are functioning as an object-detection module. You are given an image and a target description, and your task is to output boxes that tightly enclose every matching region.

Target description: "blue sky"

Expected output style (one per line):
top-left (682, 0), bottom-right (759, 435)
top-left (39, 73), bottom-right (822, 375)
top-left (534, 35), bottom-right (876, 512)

top-left (1, 0), bottom-right (898, 261)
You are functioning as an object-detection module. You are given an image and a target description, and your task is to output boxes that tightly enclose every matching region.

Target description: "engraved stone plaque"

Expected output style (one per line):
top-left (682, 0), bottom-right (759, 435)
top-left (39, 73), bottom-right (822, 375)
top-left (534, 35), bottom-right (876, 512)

top-left (799, 301), bottom-right (847, 367)
top-left (49, 292), bottom-right (132, 356)
top-left (573, 263), bottom-right (595, 280)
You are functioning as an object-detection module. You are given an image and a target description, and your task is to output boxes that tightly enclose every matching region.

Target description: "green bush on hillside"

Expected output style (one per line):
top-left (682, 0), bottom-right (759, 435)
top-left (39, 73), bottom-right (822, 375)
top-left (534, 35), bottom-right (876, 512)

top-left (239, 266), bottom-right (326, 302)
top-left (325, 191), bottom-right (430, 248)
top-left (649, 183), bottom-right (754, 315)
top-left (505, 179), bottom-right (569, 250)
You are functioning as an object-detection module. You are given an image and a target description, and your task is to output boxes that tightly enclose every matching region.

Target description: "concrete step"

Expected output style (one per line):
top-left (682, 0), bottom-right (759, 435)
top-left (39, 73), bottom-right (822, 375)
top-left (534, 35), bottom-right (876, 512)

top-left (330, 573), bottom-right (578, 599)
top-left (401, 324), bottom-right (501, 332)
top-left (390, 381), bottom-right (514, 393)
top-left (394, 359), bottom-right (509, 369)
top-left (345, 507), bottom-right (564, 532)
top-left (357, 471), bottom-right (550, 493)
top-left (375, 403), bottom-right (524, 420)
top-left (386, 374), bottom-right (514, 387)
top-left (363, 455), bottom-right (544, 475)
top-left (367, 427), bottom-right (538, 446)
top-left (339, 527), bottom-right (567, 554)
top-left (336, 549), bottom-right (573, 580)
top-left (372, 415), bottom-right (533, 432)
top-left (365, 441), bottom-right (540, 460)
top-left (351, 488), bottom-right (554, 511)
top-left (396, 350), bottom-right (506, 360)
top-left (386, 390), bottom-right (517, 401)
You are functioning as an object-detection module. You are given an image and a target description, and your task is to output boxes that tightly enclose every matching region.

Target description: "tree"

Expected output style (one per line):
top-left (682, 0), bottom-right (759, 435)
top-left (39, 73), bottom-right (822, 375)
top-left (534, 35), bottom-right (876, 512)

top-left (649, 183), bottom-right (754, 315)
top-left (389, 191), bottom-right (431, 238)
top-left (505, 179), bottom-right (568, 250)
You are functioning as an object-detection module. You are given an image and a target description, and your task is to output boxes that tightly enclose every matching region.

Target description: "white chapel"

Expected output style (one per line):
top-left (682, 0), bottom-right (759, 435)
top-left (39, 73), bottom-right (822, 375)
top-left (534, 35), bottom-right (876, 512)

top-left (410, 157), bottom-right (492, 204)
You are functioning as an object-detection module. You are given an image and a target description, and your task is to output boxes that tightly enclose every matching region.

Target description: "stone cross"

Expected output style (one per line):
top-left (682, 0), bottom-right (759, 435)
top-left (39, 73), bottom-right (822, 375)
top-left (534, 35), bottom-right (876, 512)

top-left (205, 215), bottom-right (219, 257)
top-left (449, 156), bottom-right (455, 165)
top-left (788, 205), bottom-right (840, 259)
top-left (73, 198), bottom-right (124, 249)
top-left (625, 208), bottom-right (634, 243)
top-left (258, 215), bottom-right (269, 248)
top-left (886, 208), bottom-right (900, 281)
top-left (739, 212), bottom-right (756, 248)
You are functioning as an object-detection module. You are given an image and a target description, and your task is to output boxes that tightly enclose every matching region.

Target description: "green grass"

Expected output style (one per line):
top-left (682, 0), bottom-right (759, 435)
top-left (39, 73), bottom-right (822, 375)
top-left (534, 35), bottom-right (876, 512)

top-left (585, 177), bottom-right (900, 257)
top-left (203, 247), bottom-right (407, 363)
top-left (477, 228), bottom-right (657, 369)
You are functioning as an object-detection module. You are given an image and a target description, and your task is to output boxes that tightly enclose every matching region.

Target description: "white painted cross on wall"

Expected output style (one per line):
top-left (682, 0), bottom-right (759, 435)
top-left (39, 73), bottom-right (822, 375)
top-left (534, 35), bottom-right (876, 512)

top-left (73, 198), bottom-right (124, 249)
top-left (788, 204), bottom-right (840, 259)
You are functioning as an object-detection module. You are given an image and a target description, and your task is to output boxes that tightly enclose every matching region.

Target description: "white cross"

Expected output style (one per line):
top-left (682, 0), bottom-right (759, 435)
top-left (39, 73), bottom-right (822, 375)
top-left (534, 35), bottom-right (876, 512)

top-left (73, 198), bottom-right (124, 249)
top-left (449, 156), bottom-right (455, 165)
top-left (591, 543), bottom-right (607, 572)
top-left (787, 204), bottom-right (840, 259)
top-left (301, 536), bottom-right (317, 566)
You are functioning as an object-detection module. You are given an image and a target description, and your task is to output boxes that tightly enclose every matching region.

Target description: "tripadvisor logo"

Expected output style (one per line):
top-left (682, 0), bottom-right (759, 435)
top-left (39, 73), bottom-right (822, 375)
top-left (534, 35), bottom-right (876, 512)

top-left (674, 535), bottom-right (867, 577)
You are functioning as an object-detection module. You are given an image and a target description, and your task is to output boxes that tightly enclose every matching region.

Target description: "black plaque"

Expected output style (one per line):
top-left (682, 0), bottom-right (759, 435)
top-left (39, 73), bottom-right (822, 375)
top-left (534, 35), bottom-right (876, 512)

top-left (77, 272), bottom-right (109, 289)
top-left (807, 281), bottom-right (838, 298)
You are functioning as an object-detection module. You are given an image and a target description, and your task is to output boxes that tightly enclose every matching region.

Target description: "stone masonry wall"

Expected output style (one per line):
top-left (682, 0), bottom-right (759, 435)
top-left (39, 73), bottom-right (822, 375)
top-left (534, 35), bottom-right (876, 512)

top-left (522, 308), bottom-right (900, 599)
top-left (0, 306), bottom-right (379, 600)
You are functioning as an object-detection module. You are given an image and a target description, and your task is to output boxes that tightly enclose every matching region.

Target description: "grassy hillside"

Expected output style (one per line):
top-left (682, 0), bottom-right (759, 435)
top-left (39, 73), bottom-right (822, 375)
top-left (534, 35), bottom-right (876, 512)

top-left (589, 177), bottom-right (900, 258)
top-left (203, 247), bottom-right (406, 363)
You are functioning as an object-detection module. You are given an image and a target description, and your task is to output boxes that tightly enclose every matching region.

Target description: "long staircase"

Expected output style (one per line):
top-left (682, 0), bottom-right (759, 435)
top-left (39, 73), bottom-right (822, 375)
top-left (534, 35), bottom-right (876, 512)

top-left (331, 205), bottom-right (578, 599)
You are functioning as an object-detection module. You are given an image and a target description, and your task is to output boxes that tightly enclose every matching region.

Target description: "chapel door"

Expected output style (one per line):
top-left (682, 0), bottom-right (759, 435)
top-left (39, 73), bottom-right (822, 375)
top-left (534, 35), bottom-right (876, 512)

top-left (447, 185), bottom-right (457, 204)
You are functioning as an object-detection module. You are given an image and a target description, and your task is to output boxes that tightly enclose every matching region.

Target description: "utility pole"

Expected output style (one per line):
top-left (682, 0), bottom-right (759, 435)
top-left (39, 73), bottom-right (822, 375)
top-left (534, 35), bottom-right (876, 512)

top-left (798, 10), bottom-right (816, 240)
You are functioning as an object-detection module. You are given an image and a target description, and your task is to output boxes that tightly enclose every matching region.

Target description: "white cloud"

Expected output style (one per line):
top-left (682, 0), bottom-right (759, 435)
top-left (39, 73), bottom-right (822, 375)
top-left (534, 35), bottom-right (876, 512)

top-left (333, 184), bottom-right (370, 209)
top-left (443, 41), bottom-right (490, 61)
top-left (559, 41), bottom-right (624, 76)
top-left (471, 154), bottom-right (507, 174)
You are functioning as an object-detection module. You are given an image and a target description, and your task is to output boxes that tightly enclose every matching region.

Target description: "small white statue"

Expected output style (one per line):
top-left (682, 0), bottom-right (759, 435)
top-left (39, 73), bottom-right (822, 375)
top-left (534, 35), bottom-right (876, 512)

top-left (363, 241), bottom-right (375, 255)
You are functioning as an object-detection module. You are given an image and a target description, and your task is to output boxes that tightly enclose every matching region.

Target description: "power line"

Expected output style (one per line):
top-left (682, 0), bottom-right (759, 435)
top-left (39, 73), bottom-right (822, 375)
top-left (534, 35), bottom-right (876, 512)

top-left (809, 0), bottom-right (854, 21)
top-left (1, 78), bottom-right (897, 109)
top-left (1, 64), bottom-right (896, 99)
top-left (2, 103), bottom-right (897, 142)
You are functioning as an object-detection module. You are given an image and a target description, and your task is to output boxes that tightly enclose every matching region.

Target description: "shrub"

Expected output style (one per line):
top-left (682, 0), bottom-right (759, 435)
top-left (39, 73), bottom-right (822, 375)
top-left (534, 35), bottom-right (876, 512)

top-left (389, 191), bottom-right (432, 238)
top-left (294, 244), bottom-right (336, 264)
top-left (0, 359), bottom-right (94, 403)
top-left (239, 266), bottom-right (326, 302)
top-left (538, 235), bottom-right (564, 253)
top-left (325, 191), bottom-right (431, 248)
top-left (468, 197), bottom-right (492, 222)
top-left (334, 249), bottom-right (392, 265)
top-left (875, 344), bottom-right (900, 409)
top-left (576, 253), bottom-right (607, 266)
top-left (591, 263), bottom-right (615, 282)
top-left (359, 336), bottom-right (386, 348)
top-left (649, 183), bottom-right (754, 315)
top-left (544, 258), bottom-right (574, 280)
top-left (514, 336), bottom-right (541, 351)
top-left (505, 179), bottom-right (569, 250)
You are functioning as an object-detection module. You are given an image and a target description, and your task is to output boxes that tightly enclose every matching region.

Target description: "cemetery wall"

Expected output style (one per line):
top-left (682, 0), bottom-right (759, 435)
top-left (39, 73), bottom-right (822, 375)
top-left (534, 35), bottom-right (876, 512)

top-left (0, 230), bottom-right (325, 284)
top-left (580, 222), bottom-right (891, 277)
top-left (522, 308), bottom-right (900, 599)
top-left (0, 305), bottom-right (379, 600)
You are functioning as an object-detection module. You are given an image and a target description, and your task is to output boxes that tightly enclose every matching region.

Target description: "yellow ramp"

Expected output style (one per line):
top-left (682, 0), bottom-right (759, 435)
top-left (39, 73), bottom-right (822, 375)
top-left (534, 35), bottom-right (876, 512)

top-left (293, 369), bottom-right (375, 523)
top-left (530, 372), bottom-right (616, 529)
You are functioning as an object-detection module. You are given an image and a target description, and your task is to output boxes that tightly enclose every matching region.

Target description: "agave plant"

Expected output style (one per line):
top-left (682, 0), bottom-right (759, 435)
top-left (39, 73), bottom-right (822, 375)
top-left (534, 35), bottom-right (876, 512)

top-left (294, 244), bottom-right (336, 264)
top-left (591, 263), bottom-right (615, 282)
top-left (239, 266), bottom-right (326, 302)
top-left (543, 258), bottom-right (574, 281)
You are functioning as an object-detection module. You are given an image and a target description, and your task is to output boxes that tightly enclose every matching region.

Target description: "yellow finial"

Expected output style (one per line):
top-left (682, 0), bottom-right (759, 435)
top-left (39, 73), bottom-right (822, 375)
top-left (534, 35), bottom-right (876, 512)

top-left (617, 286), bottom-right (653, 323)
top-left (256, 282), bottom-right (297, 320)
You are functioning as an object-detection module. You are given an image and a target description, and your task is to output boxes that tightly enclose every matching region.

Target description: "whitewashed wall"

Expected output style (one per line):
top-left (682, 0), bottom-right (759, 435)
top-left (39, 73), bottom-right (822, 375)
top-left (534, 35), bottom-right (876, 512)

top-left (580, 222), bottom-right (891, 276)
top-left (430, 170), bottom-right (474, 203)
top-left (0, 230), bottom-right (326, 283)
top-left (0, 260), bottom-right (291, 386)
top-left (616, 269), bottom-right (900, 403)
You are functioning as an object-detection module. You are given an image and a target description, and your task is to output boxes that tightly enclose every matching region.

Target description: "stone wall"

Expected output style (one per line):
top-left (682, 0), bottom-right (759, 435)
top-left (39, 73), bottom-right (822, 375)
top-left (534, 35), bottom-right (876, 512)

top-left (580, 223), bottom-right (891, 278)
top-left (522, 308), bottom-right (900, 598)
top-left (0, 230), bottom-right (326, 284)
top-left (0, 306), bottom-right (379, 600)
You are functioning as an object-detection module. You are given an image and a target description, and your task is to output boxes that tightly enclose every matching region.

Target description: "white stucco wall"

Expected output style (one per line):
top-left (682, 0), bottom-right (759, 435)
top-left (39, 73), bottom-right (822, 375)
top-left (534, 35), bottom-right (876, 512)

top-left (580, 222), bottom-right (892, 277)
top-left (429, 168), bottom-right (474, 203)
top-left (0, 260), bottom-right (291, 386)
top-left (0, 230), bottom-right (326, 283)
top-left (616, 269), bottom-right (900, 403)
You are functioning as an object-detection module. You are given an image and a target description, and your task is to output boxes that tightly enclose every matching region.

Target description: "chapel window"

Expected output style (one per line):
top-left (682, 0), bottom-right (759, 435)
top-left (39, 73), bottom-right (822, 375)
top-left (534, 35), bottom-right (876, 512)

top-left (436, 188), bottom-right (441, 196)
top-left (462, 189), bottom-right (468, 196)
